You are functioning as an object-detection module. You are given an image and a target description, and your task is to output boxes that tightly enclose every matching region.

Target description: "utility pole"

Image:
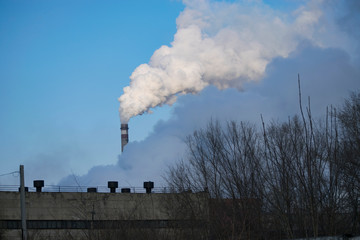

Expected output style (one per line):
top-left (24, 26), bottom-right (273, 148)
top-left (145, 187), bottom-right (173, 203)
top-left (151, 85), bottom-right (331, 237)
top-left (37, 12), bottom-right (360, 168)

top-left (20, 165), bottom-right (27, 240)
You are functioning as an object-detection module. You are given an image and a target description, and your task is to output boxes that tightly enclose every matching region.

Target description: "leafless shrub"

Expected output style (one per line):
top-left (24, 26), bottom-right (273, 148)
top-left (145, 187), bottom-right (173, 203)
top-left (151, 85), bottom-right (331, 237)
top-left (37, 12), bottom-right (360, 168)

top-left (165, 85), bottom-right (360, 239)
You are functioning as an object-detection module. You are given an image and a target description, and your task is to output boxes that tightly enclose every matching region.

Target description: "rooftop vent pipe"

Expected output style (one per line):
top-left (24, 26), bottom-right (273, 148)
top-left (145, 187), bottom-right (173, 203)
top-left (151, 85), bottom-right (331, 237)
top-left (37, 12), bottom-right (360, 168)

top-left (87, 188), bottom-right (97, 193)
top-left (143, 181), bottom-right (154, 194)
top-left (18, 187), bottom-right (28, 192)
top-left (108, 181), bottom-right (118, 193)
top-left (33, 180), bottom-right (44, 192)
top-left (121, 188), bottom-right (131, 193)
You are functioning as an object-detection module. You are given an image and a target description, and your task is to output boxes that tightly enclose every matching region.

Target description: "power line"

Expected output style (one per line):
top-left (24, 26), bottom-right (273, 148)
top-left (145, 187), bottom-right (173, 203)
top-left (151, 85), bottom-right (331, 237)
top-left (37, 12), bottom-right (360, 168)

top-left (0, 171), bottom-right (19, 177)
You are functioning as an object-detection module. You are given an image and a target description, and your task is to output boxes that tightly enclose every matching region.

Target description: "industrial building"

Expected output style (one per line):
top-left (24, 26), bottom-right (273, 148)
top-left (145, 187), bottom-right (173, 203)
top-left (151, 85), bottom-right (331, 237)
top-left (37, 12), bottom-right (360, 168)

top-left (0, 181), bottom-right (209, 240)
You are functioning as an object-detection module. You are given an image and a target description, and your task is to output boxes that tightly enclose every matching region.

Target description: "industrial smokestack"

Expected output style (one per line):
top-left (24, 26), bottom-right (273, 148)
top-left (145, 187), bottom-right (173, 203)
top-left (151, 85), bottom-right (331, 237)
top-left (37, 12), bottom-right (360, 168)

top-left (121, 123), bottom-right (129, 152)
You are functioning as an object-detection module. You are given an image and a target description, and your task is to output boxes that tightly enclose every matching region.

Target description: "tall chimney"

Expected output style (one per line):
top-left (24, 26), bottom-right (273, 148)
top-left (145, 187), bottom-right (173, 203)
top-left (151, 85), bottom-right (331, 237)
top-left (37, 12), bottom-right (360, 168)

top-left (121, 123), bottom-right (129, 152)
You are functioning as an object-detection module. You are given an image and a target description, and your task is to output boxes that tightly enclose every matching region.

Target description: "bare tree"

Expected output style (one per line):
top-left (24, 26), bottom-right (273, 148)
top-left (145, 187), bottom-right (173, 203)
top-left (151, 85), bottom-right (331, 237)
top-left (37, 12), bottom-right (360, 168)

top-left (338, 91), bottom-right (360, 234)
top-left (165, 89), bottom-right (360, 239)
top-left (166, 120), bottom-right (263, 239)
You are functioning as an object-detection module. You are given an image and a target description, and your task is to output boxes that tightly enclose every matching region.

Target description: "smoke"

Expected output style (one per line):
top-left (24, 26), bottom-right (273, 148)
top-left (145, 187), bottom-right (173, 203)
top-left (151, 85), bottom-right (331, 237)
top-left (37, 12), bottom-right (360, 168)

top-left (58, 0), bottom-right (359, 187)
top-left (118, 0), bottom-right (327, 123)
top-left (61, 43), bottom-right (360, 187)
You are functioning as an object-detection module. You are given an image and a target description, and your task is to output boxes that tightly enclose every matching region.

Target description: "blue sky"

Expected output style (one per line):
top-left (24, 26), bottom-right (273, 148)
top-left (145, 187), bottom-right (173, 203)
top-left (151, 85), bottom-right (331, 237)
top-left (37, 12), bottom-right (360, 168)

top-left (1, 0), bottom-right (359, 187)
top-left (0, 0), bottom-right (182, 184)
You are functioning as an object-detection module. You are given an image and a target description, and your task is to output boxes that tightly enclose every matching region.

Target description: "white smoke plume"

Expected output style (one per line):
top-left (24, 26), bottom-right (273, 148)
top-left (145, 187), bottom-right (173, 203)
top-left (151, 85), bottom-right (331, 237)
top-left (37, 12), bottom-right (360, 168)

top-left (57, 0), bottom-right (360, 187)
top-left (118, 0), bottom-right (325, 123)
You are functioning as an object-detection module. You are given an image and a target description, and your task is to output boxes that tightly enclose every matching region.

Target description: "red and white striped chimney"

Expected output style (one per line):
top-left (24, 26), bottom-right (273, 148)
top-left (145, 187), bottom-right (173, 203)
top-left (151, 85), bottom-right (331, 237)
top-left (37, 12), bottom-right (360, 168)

top-left (121, 124), bottom-right (129, 152)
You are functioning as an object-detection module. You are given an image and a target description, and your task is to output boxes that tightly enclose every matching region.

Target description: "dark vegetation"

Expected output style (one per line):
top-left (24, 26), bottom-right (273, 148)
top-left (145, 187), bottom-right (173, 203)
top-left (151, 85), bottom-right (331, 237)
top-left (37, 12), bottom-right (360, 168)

top-left (165, 87), bottom-right (360, 239)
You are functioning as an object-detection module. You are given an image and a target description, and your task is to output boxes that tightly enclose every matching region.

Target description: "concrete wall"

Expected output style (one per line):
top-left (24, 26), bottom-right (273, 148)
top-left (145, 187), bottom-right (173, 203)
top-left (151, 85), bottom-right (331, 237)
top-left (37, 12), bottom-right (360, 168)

top-left (292, 237), bottom-right (360, 240)
top-left (0, 191), bottom-right (209, 240)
